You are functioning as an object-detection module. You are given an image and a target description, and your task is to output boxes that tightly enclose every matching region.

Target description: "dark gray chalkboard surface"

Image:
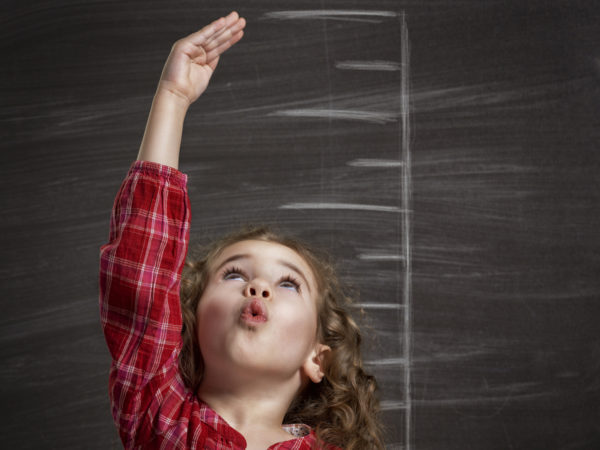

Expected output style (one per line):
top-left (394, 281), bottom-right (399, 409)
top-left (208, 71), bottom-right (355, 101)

top-left (2, 1), bottom-right (599, 449)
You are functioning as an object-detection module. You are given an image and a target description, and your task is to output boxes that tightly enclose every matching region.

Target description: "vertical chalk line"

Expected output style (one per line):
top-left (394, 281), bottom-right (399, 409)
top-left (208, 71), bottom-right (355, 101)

top-left (400, 12), bottom-right (413, 450)
top-left (320, 0), bottom-right (333, 249)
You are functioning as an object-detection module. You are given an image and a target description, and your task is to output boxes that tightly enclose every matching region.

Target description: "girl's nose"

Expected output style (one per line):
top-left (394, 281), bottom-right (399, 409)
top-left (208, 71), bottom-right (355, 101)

top-left (244, 279), bottom-right (271, 299)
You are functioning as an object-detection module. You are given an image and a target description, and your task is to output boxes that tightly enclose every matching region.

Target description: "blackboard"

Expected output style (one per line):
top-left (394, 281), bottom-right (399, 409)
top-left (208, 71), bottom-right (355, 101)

top-left (2, 1), bottom-right (599, 449)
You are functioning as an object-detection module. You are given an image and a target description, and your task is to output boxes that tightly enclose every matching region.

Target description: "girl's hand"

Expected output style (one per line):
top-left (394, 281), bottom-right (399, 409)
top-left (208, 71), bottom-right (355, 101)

top-left (157, 11), bottom-right (246, 106)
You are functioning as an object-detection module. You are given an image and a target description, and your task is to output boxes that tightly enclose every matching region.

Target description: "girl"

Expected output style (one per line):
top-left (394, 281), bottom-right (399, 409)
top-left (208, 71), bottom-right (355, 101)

top-left (99, 12), bottom-right (383, 449)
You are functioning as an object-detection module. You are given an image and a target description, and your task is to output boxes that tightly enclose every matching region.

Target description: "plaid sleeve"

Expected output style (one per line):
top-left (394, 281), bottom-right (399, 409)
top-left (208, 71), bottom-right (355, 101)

top-left (98, 160), bottom-right (191, 447)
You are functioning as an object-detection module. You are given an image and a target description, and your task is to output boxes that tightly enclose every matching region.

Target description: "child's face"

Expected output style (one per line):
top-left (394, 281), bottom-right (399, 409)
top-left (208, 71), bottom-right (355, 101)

top-left (196, 239), bottom-right (322, 385)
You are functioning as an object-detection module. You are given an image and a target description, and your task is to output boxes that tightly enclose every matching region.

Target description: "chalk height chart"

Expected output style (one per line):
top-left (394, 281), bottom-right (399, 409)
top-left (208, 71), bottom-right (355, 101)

top-left (238, 10), bottom-right (411, 448)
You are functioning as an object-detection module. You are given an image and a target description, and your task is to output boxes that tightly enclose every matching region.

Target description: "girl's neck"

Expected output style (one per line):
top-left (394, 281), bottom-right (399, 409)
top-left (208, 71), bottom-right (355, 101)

top-left (197, 372), bottom-right (299, 433)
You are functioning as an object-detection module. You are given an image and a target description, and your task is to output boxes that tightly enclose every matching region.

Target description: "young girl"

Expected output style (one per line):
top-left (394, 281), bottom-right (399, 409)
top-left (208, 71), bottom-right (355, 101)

top-left (99, 12), bottom-right (383, 449)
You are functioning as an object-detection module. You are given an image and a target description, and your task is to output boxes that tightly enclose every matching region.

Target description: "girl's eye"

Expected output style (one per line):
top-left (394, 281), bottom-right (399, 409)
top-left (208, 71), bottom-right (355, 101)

top-left (223, 267), bottom-right (245, 281)
top-left (280, 276), bottom-right (301, 292)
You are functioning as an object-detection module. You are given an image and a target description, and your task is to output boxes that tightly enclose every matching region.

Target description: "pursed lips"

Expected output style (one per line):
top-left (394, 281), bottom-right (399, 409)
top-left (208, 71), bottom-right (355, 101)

top-left (239, 297), bottom-right (269, 324)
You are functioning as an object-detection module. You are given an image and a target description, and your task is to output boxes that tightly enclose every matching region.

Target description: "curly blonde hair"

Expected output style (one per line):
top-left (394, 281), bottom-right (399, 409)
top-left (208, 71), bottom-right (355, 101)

top-left (179, 226), bottom-right (384, 449)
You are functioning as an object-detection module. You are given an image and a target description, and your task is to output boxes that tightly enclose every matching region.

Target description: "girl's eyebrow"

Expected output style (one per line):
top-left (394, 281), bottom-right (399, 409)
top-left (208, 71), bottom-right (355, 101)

top-left (214, 254), bottom-right (249, 273)
top-left (277, 260), bottom-right (312, 294)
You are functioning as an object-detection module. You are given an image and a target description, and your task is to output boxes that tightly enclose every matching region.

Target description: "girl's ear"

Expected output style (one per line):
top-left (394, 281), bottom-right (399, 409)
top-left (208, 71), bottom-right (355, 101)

top-left (303, 343), bottom-right (331, 383)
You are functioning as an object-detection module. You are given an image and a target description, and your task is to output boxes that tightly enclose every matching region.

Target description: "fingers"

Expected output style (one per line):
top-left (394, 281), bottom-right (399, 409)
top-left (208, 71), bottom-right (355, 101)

top-left (204, 18), bottom-right (245, 52)
top-left (205, 30), bottom-right (244, 70)
top-left (186, 14), bottom-right (227, 45)
top-left (223, 10), bottom-right (243, 29)
top-left (204, 15), bottom-right (245, 51)
top-left (188, 11), bottom-right (244, 47)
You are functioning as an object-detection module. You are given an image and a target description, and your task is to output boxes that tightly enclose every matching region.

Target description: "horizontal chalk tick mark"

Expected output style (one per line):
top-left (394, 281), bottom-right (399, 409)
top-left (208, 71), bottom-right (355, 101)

top-left (270, 108), bottom-right (397, 124)
top-left (351, 303), bottom-right (405, 310)
top-left (365, 357), bottom-right (407, 366)
top-left (380, 400), bottom-right (407, 411)
top-left (358, 253), bottom-right (405, 261)
top-left (262, 10), bottom-right (398, 21)
top-left (336, 60), bottom-right (401, 71)
top-left (279, 202), bottom-right (406, 213)
top-left (347, 158), bottom-right (404, 168)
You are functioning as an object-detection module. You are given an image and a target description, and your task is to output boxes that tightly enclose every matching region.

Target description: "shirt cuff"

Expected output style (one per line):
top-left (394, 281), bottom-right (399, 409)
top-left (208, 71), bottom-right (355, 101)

top-left (128, 160), bottom-right (188, 189)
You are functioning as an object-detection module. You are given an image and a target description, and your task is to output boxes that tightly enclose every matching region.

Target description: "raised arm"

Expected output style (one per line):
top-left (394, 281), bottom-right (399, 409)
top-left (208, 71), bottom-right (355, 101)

top-left (99, 13), bottom-right (245, 447)
top-left (137, 11), bottom-right (245, 169)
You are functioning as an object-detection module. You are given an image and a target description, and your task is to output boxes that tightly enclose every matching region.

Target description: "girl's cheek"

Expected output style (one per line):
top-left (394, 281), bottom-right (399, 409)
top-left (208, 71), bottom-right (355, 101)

top-left (199, 299), bottom-right (225, 322)
top-left (280, 304), bottom-right (318, 337)
top-left (196, 289), bottom-right (232, 327)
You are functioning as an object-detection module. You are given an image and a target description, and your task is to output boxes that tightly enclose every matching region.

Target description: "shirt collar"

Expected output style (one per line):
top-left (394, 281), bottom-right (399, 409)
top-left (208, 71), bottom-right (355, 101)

top-left (196, 398), bottom-right (315, 445)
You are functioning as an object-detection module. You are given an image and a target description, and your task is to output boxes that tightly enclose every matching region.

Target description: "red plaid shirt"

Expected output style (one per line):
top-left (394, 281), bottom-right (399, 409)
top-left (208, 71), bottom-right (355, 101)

top-left (99, 161), bottom-right (338, 449)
